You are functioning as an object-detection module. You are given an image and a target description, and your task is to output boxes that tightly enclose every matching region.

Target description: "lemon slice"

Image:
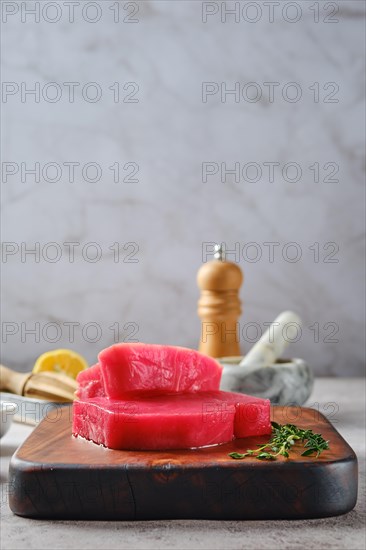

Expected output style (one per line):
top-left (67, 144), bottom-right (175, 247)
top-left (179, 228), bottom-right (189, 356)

top-left (33, 349), bottom-right (88, 379)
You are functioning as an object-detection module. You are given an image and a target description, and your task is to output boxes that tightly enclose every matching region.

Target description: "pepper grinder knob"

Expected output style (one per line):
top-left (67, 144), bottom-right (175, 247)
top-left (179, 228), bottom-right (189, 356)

top-left (197, 245), bottom-right (243, 358)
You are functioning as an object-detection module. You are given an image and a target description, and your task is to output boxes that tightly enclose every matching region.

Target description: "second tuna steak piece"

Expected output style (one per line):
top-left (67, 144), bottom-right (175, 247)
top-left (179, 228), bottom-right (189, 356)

top-left (72, 391), bottom-right (271, 450)
top-left (98, 343), bottom-right (223, 398)
top-left (76, 364), bottom-right (104, 400)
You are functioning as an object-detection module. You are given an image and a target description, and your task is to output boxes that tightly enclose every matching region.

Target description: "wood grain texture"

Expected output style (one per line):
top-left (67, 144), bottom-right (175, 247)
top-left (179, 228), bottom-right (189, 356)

top-left (9, 406), bottom-right (357, 520)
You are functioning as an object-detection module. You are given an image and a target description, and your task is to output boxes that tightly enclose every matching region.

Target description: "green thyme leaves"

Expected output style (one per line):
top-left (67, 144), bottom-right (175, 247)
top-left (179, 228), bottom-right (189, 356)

top-left (228, 422), bottom-right (329, 461)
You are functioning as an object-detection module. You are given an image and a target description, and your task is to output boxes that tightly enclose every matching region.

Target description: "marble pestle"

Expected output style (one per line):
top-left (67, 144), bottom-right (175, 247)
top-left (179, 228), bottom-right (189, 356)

top-left (239, 311), bottom-right (302, 368)
top-left (219, 311), bottom-right (314, 405)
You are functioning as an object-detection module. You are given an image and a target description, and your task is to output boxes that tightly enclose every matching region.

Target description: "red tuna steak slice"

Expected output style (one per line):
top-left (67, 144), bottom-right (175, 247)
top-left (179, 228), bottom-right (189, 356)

top-left (72, 391), bottom-right (271, 450)
top-left (75, 364), bottom-right (104, 400)
top-left (98, 344), bottom-right (223, 397)
top-left (228, 394), bottom-right (272, 438)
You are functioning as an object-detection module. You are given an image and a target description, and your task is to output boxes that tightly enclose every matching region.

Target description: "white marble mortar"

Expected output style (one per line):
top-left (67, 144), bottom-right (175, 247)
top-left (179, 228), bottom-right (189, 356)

top-left (219, 357), bottom-right (314, 406)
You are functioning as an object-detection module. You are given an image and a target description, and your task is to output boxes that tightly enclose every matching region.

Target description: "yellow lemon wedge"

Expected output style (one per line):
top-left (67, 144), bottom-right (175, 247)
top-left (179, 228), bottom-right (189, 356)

top-left (33, 349), bottom-right (88, 379)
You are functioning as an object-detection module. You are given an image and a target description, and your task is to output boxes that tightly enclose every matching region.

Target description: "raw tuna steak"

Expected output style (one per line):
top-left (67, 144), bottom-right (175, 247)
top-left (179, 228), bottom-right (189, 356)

top-left (232, 399), bottom-right (272, 438)
top-left (72, 391), bottom-right (271, 450)
top-left (75, 364), bottom-right (104, 400)
top-left (98, 343), bottom-right (223, 397)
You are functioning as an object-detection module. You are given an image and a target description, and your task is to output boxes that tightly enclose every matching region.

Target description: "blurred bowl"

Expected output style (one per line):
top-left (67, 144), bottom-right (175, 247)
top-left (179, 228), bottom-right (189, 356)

top-left (218, 357), bottom-right (314, 406)
top-left (1, 401), bottom-right (17, 438)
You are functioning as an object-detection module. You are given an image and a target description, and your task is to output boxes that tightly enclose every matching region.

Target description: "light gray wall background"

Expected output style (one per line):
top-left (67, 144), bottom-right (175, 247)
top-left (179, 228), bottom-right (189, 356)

top-left (1, 1), bottom-right (365, 375)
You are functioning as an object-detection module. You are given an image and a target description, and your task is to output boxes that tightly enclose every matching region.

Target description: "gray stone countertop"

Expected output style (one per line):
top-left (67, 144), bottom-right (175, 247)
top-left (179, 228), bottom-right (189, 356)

top-left (1, 378), bottom-right (365, 550)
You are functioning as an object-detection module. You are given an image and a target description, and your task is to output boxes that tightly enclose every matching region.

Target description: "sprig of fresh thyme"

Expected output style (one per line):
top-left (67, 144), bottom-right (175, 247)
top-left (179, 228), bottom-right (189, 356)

top-left (229, 422), bottom-right (330, 461)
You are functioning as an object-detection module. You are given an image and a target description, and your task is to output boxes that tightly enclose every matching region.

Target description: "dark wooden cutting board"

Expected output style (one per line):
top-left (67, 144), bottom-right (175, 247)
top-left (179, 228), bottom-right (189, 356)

top-left (9, 406), bottom-right (357, 520)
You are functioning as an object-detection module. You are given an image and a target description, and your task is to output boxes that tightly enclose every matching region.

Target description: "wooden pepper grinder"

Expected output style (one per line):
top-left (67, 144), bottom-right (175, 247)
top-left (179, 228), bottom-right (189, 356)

top-left (197, 244), bottom-right (243, 358)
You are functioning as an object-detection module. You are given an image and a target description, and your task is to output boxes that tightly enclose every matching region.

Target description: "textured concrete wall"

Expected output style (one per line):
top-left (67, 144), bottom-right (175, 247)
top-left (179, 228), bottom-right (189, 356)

top-left (2, 1), bottom-right (365, 375)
